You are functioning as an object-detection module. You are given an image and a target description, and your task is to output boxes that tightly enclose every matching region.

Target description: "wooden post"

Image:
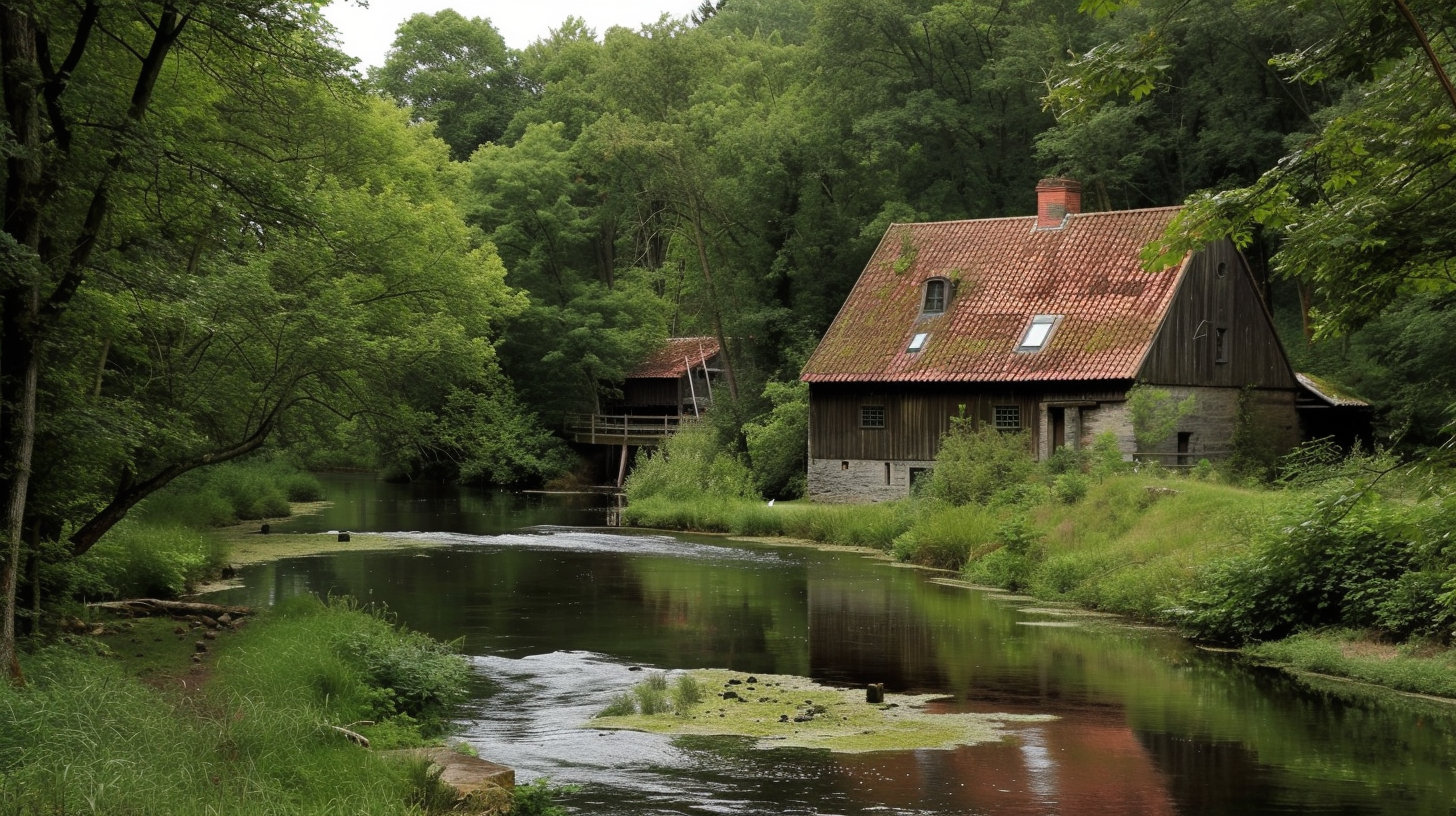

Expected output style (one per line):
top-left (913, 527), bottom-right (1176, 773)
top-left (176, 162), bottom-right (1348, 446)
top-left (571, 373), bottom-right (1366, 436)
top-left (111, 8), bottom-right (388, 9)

top-left (616, 444), bottom-right (629, 488)
top-left (685, 356), bottom-right (699, 417)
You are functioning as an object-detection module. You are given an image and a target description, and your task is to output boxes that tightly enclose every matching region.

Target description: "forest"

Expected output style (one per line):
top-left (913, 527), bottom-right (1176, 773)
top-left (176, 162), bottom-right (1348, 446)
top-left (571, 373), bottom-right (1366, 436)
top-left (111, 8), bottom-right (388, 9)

top-left (2, 0), bottom-right (1455, 675)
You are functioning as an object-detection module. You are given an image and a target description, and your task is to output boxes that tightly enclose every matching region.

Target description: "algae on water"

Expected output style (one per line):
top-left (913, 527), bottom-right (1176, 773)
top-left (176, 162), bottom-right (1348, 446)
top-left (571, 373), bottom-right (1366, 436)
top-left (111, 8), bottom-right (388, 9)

top-left (589, 669), bottom-right (1054, 753)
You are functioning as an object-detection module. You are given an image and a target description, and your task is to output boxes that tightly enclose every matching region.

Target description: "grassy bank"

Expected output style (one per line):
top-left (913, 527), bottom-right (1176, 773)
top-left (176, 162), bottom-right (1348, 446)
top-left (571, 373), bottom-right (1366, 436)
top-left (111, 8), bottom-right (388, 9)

top-left (622, 426), bottom-right (1456, 699)
top-left (1, 597), bottom-right (471, 815)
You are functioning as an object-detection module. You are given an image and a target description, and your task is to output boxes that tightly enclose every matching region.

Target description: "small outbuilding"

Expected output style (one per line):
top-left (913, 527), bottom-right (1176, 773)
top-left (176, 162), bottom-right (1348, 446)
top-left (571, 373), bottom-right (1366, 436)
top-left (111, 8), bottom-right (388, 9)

top-left (800, 179), bottom-right (1315, 502)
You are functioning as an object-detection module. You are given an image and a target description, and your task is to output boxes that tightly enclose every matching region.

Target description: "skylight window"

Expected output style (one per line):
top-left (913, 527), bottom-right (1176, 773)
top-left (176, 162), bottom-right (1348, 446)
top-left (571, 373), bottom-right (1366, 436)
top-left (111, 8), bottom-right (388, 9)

top-left (908, 332), bottom-right (929, 352)
top-left (1017, 315), bottom-right (1060, 352)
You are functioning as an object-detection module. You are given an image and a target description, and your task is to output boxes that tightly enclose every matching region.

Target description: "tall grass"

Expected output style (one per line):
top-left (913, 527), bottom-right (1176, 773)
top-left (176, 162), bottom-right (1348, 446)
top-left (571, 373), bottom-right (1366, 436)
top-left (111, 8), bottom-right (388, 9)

top-left (67, 521), bottom-right (229, 600)
top-left (622, 495), bottom-right (916, 549)
top-left (0, 598), bottom-right (469, 816)
top-left (138, 456), bottom-right (325, 528)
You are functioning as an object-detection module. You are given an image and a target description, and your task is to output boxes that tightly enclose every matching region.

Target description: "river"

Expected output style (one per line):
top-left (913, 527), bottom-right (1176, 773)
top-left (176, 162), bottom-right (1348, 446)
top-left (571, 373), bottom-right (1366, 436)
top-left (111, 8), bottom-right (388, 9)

top-left (204, 474), bottom-right (1456, 816)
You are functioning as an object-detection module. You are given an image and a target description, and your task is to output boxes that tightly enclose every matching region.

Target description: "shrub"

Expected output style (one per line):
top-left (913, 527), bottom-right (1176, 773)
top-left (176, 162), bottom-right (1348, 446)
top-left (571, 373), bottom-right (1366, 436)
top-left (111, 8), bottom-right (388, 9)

top-left (1053, 472), bottom-right (1090, 504)
top-left (633, 683), bottom-right (671, 715)
top-left (1179, 476), bottom-right (1444, 644)
top-left (744, 380), bottom-right (809, 499)
top-left (599, 693), bottom-right (637, 717)
top-left (673, 674), bottom-right (704, 711)
top-left (69, 522), bottom-right (227, 599)
top-left (1089, 431), bottom-right (1131, 479)
top-left (893, 503), bottom-right (1000, 569)
top-left (927, 417), bottom-right (1035, 506)
top-left (625, 422), bottom-right (758, 503)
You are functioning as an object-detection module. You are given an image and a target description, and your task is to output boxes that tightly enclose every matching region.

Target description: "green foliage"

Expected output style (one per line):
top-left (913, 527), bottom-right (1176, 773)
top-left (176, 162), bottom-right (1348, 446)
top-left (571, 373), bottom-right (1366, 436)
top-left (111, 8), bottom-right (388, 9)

top-left (673, 674), bottom-right (704, 711)
top-left (891, 503), bottom-right (999, 569)
top-left (136, 457), bottom-right (322, 528)
top-left (1089, 431), bottom-right (1131, 478)
top-left (625, 423), bottom-right (759, 503)
top-left (1053, 472), bottom-right (1091, 504)
top-left (599, 693), bottom-right (638, 717)
top-left (64, 522), bottom-right (227, 600)
top-left (0, 606), bottom-right (470, 815)
top-left (1126, 384), bottom-right (1196, 451)
top-left (634, 683), bottom-right (672, 715)
top-left (1246, 631), bottom-right (1456, 699)
top-left (511, 778), bottom-right (581, 816)
top-left (1181, 452), bottom-right (1455, 644)
top-left (220, 597), bottom-right (470, 742)
top-left (374, 10), bottom-right (528, 160)
top-left (927, 417), bottom-right (1036, 506)
top-left (744, 380), bottom-right (809, 499)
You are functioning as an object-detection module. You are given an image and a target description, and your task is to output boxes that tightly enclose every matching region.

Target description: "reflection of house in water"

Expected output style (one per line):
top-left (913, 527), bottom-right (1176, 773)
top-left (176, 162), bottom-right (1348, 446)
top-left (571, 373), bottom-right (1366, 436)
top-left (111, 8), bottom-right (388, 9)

top-left (566, 337), bottom-right (722, 486)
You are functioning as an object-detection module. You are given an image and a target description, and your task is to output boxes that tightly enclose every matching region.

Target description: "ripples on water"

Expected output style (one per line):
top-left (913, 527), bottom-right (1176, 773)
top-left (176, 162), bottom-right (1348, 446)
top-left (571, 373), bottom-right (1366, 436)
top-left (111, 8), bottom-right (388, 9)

top-left (384, 528), bottom-right (785, 564)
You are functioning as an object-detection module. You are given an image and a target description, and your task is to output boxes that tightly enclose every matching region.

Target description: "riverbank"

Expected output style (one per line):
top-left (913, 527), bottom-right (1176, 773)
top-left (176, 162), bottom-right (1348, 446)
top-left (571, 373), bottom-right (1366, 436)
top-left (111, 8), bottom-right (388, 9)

top-left (1, 597), bottom-right (482, 815)
top-left (623, 472), bottom-right (1456, 702)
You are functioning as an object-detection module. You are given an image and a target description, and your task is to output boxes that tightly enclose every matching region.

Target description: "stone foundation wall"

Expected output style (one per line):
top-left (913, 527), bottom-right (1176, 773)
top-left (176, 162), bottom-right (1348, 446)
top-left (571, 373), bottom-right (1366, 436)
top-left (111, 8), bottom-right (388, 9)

top-left (808, 458), bottom-right (935, 503)
top-left (1079, 386), bottom-right (1300, 465)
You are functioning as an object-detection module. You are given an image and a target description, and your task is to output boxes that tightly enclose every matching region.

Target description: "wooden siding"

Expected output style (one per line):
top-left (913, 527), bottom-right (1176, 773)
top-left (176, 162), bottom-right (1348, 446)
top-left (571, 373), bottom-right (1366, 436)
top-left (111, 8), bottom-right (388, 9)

top-left (1138, 241), bottom-right (1297, 389)
top-left (622, 377), bottom-right (678, 408)
top-left (809, 382), bottom-right (1128, 461)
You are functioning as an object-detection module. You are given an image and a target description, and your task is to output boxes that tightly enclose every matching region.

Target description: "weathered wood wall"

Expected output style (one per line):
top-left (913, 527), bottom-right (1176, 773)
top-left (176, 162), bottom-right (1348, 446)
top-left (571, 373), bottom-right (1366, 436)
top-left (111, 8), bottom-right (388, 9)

top-left (1139, 241), bottom-right (1298, 389)
top-left (808, 382), bottom-right (1129, 461)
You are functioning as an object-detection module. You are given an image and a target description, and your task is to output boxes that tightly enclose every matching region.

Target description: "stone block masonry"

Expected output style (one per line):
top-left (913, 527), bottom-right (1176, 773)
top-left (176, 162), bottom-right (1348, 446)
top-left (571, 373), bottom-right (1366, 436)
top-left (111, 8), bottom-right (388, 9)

top-left (808, 458), bottom-right (935, 503)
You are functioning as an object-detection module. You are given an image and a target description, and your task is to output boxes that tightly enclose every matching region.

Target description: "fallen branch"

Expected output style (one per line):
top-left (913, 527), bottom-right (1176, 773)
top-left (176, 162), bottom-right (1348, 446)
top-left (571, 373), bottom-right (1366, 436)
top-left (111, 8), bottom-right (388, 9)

top-left (88, 599), bottom-right (252, 618)
top-left (328, 725), bottom-right (370, 748)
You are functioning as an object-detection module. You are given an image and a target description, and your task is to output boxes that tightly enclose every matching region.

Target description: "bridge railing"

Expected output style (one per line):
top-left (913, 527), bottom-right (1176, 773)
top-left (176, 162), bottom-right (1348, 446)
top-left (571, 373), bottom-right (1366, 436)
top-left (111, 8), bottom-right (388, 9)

top-left (564, 413), bottom-right (699, 444)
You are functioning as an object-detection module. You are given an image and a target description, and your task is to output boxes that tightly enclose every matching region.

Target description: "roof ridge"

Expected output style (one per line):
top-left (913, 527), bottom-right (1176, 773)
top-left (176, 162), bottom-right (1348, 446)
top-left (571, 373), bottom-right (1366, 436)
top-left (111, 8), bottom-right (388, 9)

top-left (889, 205), bottom-right (1183, 229)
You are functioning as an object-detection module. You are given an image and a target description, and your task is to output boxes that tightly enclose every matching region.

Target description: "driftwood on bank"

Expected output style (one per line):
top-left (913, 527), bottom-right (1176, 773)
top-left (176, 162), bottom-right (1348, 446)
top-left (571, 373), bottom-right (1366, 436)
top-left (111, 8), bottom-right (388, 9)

top-left (87, 599), bottom-right (253, 618)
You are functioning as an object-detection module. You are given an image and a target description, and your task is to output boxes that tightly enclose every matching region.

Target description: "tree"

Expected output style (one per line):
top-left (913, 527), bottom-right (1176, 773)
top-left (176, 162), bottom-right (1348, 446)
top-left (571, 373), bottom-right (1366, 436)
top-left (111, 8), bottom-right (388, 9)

top-left (1047, 0), bottom-right (1456, 336)
top-left (0, 0), bottom-right (529, 683)
top-left (374, 10), bottom-right (528, 160)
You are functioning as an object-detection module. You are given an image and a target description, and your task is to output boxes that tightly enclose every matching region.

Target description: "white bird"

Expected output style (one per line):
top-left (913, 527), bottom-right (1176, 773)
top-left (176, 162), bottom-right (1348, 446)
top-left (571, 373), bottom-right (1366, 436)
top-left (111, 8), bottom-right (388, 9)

top-left (767, 499), bottom-right (775, 507)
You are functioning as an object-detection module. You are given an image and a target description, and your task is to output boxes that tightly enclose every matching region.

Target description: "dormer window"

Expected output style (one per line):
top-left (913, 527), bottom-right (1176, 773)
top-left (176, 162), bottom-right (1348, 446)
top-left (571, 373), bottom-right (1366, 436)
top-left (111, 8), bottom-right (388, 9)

top-left (1017, 315), bottom-right (1060, 352)
top-left (923, 279), bottom-right (947, 314)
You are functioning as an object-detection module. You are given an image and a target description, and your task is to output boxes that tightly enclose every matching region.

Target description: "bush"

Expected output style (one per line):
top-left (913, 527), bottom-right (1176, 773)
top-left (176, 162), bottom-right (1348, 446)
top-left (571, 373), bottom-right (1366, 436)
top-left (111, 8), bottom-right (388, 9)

top-left (927, 418), bottom-right (1036, 506)
top-left (137, 455), bottom-right (326, 527)
top-left (744, 380), bottom-right (809, 499)
top-left (892, 503), bottom-right (1000, 569)
top-left (625, 423), bottom-right (758, 503)
top-left (69, 521), bottom-right (227, 599)
top-left (219, 596), bottom-right (470, 741)
top-left (673, 674), bottom-right (704, 711)
top-left (1179, 462), bottom-right (1450, 644)
top-left (1053, 472), bottom-right (1090, 504)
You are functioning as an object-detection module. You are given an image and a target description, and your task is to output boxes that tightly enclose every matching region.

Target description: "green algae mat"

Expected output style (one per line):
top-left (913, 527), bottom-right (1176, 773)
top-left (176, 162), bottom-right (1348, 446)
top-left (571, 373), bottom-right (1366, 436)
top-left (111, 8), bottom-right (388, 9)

top-left (588, 669), bottom-right (1054, 753)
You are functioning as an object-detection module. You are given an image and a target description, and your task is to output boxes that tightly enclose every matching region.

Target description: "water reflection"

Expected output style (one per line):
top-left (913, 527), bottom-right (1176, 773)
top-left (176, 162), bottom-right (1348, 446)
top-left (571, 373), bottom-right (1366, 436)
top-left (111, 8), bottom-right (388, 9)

top-left (206, 476), bottom-right (1456, 816)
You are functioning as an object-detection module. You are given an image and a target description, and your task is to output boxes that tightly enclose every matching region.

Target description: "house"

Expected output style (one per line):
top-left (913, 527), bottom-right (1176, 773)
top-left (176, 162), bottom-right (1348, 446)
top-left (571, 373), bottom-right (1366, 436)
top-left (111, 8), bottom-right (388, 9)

top-left (567, 336), bottom-right (721, 486)
top-left (613, 336), bottom-right (721, 419)
top-left (799, 178), bottom-right (1335, 502)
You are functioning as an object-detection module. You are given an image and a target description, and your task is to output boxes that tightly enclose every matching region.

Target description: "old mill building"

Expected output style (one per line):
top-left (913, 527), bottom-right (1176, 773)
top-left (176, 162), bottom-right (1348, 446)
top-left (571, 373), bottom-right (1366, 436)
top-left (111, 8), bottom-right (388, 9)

top-left (799, 178), bottom-right (1364, 502)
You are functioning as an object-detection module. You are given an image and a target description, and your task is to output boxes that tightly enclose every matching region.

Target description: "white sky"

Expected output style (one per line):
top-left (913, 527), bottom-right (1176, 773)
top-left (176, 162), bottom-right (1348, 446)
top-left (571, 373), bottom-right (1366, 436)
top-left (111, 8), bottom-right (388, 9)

top-left (322, 0), bottom-right (706, 72)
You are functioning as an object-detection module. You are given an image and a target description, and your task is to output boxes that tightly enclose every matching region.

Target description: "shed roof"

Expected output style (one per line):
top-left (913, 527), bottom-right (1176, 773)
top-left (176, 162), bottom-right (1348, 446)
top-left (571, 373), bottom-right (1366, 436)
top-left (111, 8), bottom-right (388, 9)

top-left (629, 337), bottom-right (720, 379)
top-left (801, 208), bottom-right (1188, 384)
top-left (1296, 373), bottom-right (1370, 408)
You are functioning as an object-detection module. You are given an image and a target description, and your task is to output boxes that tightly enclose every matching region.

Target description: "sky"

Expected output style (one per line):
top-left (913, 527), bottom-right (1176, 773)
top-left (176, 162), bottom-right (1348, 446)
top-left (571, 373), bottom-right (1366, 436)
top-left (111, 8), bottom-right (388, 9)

top-left (321, 0), bottom-right (706, 72)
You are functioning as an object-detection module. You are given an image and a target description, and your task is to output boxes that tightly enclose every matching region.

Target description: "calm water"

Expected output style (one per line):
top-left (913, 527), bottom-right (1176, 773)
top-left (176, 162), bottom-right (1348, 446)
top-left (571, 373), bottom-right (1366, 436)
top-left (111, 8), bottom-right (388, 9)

top-left (208, 475), bottom-right (1456, 816)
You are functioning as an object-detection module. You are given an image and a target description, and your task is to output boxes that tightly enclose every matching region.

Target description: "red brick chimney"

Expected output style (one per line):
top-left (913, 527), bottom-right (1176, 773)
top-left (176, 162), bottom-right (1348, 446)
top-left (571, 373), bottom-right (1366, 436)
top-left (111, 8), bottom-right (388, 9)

top-left (1035, 178), bottom-right (1081, 229)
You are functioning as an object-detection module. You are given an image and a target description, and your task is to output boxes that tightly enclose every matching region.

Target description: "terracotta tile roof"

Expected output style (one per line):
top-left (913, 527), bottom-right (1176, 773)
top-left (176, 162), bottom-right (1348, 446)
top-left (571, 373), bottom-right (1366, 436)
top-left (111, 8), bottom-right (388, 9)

top-left (629, 337), bottom-right (720, 379)
top-left (801, 208), bottom-right (1188, 383)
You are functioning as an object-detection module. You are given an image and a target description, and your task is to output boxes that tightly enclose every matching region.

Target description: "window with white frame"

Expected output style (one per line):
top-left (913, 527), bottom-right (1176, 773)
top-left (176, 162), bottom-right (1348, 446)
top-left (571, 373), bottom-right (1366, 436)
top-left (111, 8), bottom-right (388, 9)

top-left (1017, 315), bottom-right (1060, 352)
